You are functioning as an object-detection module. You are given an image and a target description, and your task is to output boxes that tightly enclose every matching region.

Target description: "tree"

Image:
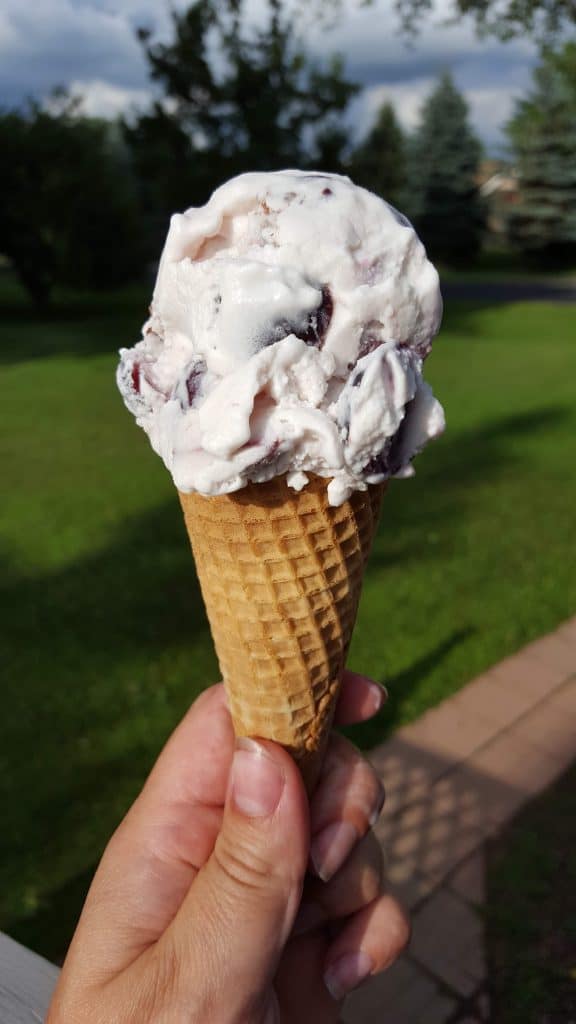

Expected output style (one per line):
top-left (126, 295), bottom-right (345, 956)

top-left (197, 0), bottom-right (575, 43)
top-left (348, 102), bottom-right (406, 206)
top-left (122, 105), bottom-right (197, 257)
top-left (309, 0), bottom-right (576, 40)
top-left (395, 0), bottom-right (575, 38)
top-left (406, 72), bottom-right (485, 264)
top-left (0, 94), bottom-right (144, 307)
top-left (124, 0), bottom-right (358, 239)
top-left (507, 43), bottom-right (576, 265)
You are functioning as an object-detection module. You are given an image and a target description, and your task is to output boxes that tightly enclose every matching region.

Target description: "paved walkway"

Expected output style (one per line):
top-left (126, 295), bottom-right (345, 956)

top-left (343, 616), bottom-right (576, 1024)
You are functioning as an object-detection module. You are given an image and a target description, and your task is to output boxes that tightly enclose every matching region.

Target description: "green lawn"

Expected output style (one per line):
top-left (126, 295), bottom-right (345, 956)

top-left (1, 284), bottom-right (576, 961)
top-left (486, 763), bottom-right (576, 1023)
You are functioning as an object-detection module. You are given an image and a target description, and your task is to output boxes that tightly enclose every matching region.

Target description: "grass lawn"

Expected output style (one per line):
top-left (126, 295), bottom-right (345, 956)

top-left (1, 282), bottom-right (576, 961)
top-left (486, 763), bottom-right (576, 1023)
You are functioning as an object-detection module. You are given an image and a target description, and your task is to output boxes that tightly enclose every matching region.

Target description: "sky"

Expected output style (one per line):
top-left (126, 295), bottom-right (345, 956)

top-left (0, 0), bottom-right (539, 154)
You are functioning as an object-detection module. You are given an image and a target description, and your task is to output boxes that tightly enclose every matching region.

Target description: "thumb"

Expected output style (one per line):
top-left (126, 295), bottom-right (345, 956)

top-left (163, 737), bottom-right (310, 1020)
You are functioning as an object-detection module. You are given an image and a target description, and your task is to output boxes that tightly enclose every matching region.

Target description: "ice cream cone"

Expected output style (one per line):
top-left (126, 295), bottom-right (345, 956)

top-left (178, 475), bottom-right (385, 794)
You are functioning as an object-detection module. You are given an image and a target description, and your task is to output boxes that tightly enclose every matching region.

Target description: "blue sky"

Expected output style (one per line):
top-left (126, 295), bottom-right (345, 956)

top-left (0, 0), bottom-right (538, 153)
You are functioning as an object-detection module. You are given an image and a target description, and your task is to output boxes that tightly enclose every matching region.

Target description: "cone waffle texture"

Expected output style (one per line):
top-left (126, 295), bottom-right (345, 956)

top-left (179, 475), bottom-right (384, 792)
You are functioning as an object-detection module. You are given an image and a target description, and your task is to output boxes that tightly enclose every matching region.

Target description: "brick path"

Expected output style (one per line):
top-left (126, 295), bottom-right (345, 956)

top-left (343, 616), bottom-right (576, 1023)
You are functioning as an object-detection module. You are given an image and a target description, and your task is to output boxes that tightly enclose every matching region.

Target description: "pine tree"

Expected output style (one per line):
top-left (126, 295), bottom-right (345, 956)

top-left (507, 43), bottom-right (576, 266)
top-left (407, 73), bottom-right (485, 263)
top-left (349, 102), bottom-right (406, 206)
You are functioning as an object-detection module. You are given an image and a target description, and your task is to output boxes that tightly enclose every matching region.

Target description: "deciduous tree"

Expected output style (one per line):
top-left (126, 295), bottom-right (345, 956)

top-left (125, 0), bottom-right (358, 240)
top-left (311, 0), bottom-right (576, 40)
top-left (0, 94), bottom-right (143, 307)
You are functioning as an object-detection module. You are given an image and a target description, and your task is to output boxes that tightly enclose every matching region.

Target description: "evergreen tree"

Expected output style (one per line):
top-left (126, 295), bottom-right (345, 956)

top-left (349, 102), bottom-right (406, 206)
top-left (507, 43), bottom-right (576, 266)
top-left (407, 73), bottom-right (485, 264)
top-left (125, 0), bottom-right (358, 243)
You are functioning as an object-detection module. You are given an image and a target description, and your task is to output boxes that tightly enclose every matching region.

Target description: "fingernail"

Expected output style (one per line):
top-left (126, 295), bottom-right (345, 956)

top-left (293, 901), bottom-right (324, 936)
top-left (310, 821), bottom-right (358, 882)
top-left (369, 682), bottom-right (387, 713)
top-left (324, 951), bottom-right (374, 1000)
top-left (230, 738), bottom-right (285, 818)
top-left (369, 785), bottom-right (386, 828)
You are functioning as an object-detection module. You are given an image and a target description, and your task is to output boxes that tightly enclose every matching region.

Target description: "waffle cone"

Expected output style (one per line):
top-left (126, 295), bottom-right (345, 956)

top-left (179, 475), bottom-right (384, 793)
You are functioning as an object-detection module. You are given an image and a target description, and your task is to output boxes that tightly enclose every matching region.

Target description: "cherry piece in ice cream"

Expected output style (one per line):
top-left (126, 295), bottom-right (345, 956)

top-left (298, 285), bottom-right (333, 347)
top-left (131, 362), bottom-right (141, 394)
top-left (185, 363), bottom-right (206, 407)
top-left (365, 399), bottom-right (415, 477)
top-left (358, 322), bottom-right (383, 360)
top-left (262, 285), bottom-right (333, 350)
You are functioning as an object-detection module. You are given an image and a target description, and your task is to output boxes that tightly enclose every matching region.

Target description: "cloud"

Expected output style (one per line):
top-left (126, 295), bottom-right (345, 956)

top-left (464, 85), bottom-right (522, 151)
top-left (0, 11), bottom-right (18, 49)
top-left (0, 0), bottom-right (537, 150)
top-left (0, 0), bottom-right (149, 107)
top-left (307, 0), bottom-right (537, 149)
top-left (359, 79), bottom-right (433, 133)
top-left (69, 78), bottom-right (151, 119)
top-left (308, 0), bottom-right (535, 85)
top-left (342, 1), bottom-right (536, 153)
top-left (352, 74), bottom-right (525, 152)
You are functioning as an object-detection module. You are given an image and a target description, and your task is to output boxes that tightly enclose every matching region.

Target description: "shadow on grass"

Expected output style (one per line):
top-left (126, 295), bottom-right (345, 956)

top-left (1, 499), bottom-right (209, 735)
top-left (346, 627), bottom-right (475, 750)
top-left (3, 730), bottom-right (180, 966)
top-left (485, 761), bottom-right (576, 1023)
top-left (0, 496), bottom-right (215, 961)
top-left (2, 730), bottom-right (175, 965)
top-left (437, 295), bottom-right (506, 339)
top-left (366, 405), bottom-right (570, 575)
top-left (0, 285), bottom-right (149, 365)
top-left (0, 724), bottom-right (186, 965)
top-left (0, 498), bottom-right (210, 894)
top-left (7, 863), bottom-right (97, 968)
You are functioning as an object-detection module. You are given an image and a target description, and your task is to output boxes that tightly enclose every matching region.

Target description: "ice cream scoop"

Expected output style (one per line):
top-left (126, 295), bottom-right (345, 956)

top-left (117, 170), bottom-right (444, 506)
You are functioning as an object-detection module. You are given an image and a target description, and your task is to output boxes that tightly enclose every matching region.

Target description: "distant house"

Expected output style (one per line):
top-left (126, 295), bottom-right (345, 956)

top-left (476, 160), bottom-right (519, 237)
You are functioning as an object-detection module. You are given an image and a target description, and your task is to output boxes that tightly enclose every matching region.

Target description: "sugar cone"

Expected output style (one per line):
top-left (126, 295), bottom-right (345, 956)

top-left (179, 475), bottom-right (385, 794)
